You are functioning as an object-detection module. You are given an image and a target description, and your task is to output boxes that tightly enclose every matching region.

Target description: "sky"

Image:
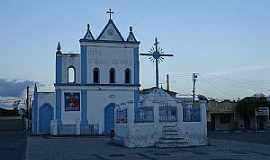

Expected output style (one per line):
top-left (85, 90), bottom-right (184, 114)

top-left (1, 0), bottom-right (270, 100)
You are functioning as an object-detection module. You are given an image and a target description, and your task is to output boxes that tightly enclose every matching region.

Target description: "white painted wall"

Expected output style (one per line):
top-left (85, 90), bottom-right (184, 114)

top-left (61, 54), bottom-right (81, 83)
top-left (180, 102), bottom-right (208, 146)
top-left (86, 87), bottom-right (135, 133)
top-left (86, 44), bottom-right (135, 84)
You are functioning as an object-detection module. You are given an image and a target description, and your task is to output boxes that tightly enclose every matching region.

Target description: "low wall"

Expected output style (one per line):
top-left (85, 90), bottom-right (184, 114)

top-left (181, 122), bottom-right (208, 145)
top-left (0, 116), bottom-right (25, 131)
top-left (127, 122), bottom-right (160, 147)
top-left (114, 92), bottom-right (208, 148)
top-left (114, 123), bottom-right (129, 145)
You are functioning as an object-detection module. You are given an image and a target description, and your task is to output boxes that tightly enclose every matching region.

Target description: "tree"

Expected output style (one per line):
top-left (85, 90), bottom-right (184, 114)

top-left (236, 97), bottom-right (270, 118)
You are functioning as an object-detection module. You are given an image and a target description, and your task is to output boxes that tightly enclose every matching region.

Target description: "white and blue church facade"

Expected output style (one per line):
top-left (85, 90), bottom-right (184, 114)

top-left (32, 17), bottom-right (140, 135)
top-left (32, 13), bottom-right (208, 147)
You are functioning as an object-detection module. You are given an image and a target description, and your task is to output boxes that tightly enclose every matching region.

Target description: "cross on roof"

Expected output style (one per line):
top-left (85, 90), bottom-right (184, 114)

top-left (140, 37), bottom-right (174, 88)
top-left (154, 37), bottom-right (159, 50)
top-left (106, 8), bottom-right (114, 19)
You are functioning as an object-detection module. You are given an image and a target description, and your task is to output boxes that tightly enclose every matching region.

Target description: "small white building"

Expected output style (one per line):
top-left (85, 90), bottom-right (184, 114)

top-left (114, 88), bottom-right (208, 147)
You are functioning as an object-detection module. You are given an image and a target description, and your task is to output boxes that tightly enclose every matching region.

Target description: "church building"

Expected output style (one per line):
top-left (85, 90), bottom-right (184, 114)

top-left (32, 10), bottom-right (208, 147)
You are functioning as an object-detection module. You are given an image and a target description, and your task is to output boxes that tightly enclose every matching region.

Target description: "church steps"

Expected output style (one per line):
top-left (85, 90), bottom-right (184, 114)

top-left (156, 125), bottom-right (190, 148)
top-left (156, 142), bottom-right (190, 148)
top-left (160, 137), bottom-right (185, 140)
top-left (159, 138), bottom-right (187, 144)
top-left (162, 129), bottom-right (178, 133)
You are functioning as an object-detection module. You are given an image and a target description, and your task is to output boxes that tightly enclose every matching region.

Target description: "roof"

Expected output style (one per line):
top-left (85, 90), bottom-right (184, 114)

top-left (97, 19), bottom-right (125, 41)
top-left (127, 26), bottom-right (137, 42)
top-left (83, 24), bottom-right (95, 40)
top-left (140, 87), bottom-right (177, 97)
top-left (80, 19), bottom-right (139, 44)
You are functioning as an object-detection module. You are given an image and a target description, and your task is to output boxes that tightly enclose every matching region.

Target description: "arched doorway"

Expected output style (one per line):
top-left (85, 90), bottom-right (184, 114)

top-left (104, 103), bottom-right (115, 135)
top-left (39, 103), bottom-right (54, 134)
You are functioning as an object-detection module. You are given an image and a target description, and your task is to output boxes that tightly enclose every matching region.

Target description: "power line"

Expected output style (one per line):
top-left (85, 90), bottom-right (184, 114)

top-left (199, 76), bottom-right (235, 99)
top-left (201, 74), bottom-right (262, 94)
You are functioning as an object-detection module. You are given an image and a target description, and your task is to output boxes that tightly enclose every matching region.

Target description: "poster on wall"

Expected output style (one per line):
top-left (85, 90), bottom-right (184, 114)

top-left (64, 92), bottom-right (80, 111)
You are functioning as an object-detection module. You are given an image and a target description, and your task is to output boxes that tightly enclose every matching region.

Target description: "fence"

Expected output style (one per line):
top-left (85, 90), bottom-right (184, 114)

top-left (159, 104), bottom-right (177, 122)
top-left (89, 124), bottom-right (99, 135)
top-left (135, 107), bottom-right (154, 123)
top-left (183, 104), bottom-right (201, 122)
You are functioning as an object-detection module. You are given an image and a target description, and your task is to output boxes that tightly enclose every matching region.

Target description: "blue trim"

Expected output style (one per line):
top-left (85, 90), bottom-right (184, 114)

top-left (133, 47), bottom-right (139, 85)
top-left (61, 53), bottom-right (80, 56)
top-left (54, 83), bottom-right (140, 87)
top-left (81, 45), bottom-right (87, 84)
top-left (104, 103), bottom-right (116, 134)
top-left (134, 120), bottom-right (154, 123)
top-left (133, 89), bottom-right (140, 120)
top-left (97, 19), bottom-right (125, 41)
top-left (80, 89), bottom-right (89, 134)
top-left (55, 89), bottom-right (62, 120)
top-left (32, 92), bottom-right (38, 134)
top-left (56, 54), bottom-right (62, 83)
top-left (81, 90), bottom-right (88, 122)
top-left (80, 39), bottom-right (140, 44)
top-left (159, 120), bottom-right (177, 122)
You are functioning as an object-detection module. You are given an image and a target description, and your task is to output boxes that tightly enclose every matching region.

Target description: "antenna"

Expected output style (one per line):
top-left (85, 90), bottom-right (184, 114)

top-left (166, 74), bottom-right (170, 91)
top-left (192, 73), bottom-right (199, 103)
top-left (26, 86), bottom-right (29, 130)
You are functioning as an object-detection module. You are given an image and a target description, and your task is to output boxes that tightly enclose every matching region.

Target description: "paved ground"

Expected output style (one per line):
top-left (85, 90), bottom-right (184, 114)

top-left (209, 131), bottom-right (270, 145)
top-left (25, 132), bottom-right (270, 160)
top-left (0, 131), bottom-right (26, 160)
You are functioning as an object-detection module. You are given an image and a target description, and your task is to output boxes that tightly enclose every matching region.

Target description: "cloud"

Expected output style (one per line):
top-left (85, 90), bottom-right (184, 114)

top-left (0, 79), bottom-right (36, 97)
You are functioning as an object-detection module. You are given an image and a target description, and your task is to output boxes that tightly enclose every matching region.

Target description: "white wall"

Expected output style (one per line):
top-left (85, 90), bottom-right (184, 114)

top-left (87, 87), bottom-right (135, 133)
top-left (180, 102), bottom-right (208, 145)
top-left (61, 54), bottom-right (81, 83)
top-left (86, 44), bottom-right (135, 84)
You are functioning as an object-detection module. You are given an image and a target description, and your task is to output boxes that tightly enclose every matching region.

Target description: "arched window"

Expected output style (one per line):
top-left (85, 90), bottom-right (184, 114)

top-left (125, 68), bottom-right (131, 84)
top-left (68, 66), bottom-right (76, 83)
top-left (93, 68), bottom-right (100, 83)
top-left (109, 68), bottom-right (115, 83)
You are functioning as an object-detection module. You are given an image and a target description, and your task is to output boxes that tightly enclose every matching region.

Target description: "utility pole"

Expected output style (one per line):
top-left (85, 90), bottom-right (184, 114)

top-left (166, 74), bottom-right (170, 91)
top-left (26, 86), bottom-right (29, 130)
top-left (192, 73), bottom-right (199, 104)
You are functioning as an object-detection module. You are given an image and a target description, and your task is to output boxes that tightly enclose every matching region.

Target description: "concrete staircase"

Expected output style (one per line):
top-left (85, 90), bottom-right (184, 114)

top-left (156, 125), bottom-right (189, 148)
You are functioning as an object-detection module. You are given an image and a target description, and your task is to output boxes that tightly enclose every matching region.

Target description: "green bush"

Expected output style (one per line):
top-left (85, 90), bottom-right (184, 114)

top-left (236, 97), bottom-right (270, 118)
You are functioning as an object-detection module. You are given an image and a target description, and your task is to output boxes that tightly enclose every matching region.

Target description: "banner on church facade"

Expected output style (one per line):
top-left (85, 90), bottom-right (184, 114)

top-left (64, 92), bottom-right (80, 111)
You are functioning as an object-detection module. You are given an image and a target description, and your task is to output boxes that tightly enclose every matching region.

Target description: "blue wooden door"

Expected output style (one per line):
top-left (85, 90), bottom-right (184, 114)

top-left (104, 103), bottom-right (115, 135)
top-left (39, 103), bottom-right (53, 134)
